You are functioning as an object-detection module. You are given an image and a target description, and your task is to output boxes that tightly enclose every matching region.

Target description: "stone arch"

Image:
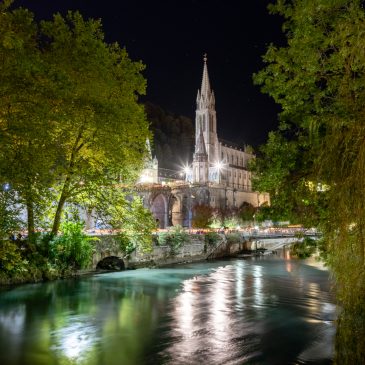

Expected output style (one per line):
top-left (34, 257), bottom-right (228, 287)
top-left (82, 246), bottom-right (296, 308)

top-left (150, 193), bottom-right (168, 228)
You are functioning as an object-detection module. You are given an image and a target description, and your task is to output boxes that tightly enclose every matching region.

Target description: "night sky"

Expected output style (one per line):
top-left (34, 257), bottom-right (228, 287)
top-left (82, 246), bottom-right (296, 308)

top-left (13, 0), bottom-right (285, 147)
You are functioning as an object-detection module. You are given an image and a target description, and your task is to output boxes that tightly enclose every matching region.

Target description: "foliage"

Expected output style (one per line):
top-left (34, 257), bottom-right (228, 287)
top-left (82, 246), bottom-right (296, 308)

top-left (204, 231), bottom-right (221, 246)
top-left (157, 225), bottom-right (190, 255)
top-left (192, 203), bottom-right (214, 228)
top-left (0, 240), bottom-right (27, 274)
top-left (226, 232), bottom-right (242, 245)
top-left (49, 221), bottom-right (96, 271)
top-left (0, 190), bottom-right (22, 238)
top-left (254, 1), bottom-right (365, 362)
top-left (210, 207), bottom-right (244, 229)
top-left (88, 191), bottom-right (156, 254)
top-left (291, 237), bottom-right (317, 259)
top-left (0, 4), bottom-right (150, 239)
top-left (237, 202), bottom-right (256, 223)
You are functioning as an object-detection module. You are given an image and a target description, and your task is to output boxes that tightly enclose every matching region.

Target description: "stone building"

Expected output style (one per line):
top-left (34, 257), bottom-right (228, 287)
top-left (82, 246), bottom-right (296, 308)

top-left (136, 56), bottom-right (270, 228)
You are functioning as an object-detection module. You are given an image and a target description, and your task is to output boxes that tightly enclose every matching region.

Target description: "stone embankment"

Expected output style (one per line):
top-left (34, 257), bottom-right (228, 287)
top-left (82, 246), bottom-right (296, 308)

top-left (92, 233), bottom-right (250, 270)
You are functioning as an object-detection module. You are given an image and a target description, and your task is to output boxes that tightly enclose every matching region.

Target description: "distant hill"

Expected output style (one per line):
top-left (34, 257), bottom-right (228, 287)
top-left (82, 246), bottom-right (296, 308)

top-left (145, 102), bottom-right (194, 171)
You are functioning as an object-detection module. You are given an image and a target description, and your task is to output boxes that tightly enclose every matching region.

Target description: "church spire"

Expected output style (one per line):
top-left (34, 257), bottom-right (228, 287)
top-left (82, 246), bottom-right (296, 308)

top-left (200, 53), bottom-right (211, 100)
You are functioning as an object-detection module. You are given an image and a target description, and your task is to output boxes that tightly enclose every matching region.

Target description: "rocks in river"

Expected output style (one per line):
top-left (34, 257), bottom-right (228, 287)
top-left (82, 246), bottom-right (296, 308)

top-left (96, 256), bottom-right (125, 271)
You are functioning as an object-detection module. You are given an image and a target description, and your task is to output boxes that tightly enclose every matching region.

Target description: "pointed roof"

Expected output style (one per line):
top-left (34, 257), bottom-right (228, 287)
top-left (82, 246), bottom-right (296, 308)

top-left (195, 124), bottom-right (207, 155)
top-left (200, 54), bottom-right (211, 99)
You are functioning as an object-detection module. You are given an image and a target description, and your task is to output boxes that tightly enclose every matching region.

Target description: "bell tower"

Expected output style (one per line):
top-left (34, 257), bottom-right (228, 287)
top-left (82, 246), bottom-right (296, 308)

top-left (193, 54), bottom-right (219, 182)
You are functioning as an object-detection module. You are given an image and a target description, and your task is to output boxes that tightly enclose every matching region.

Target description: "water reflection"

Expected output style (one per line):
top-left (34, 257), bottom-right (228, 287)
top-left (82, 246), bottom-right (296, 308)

top-left (0, 258), bottom-right (335, 365)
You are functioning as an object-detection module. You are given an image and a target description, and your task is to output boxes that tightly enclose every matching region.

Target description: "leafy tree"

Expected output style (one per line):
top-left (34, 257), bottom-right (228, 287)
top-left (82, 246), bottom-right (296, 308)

top-left (81, 187), bottom-right (156, 253)
top-left (0, 3), bottom-right (62, 240)
top-left (237, 202), bottom-right (256, 223)
top-left (254, 1), bottom-right (365, 362)
top-left (0, 3), bottom-right (151, 242)
top-left (251, 130), bottom-right (326, 225)
top-left (40, 11), bottom-right (150, 235)
top-left (192, 203), bottom-right (214, 228)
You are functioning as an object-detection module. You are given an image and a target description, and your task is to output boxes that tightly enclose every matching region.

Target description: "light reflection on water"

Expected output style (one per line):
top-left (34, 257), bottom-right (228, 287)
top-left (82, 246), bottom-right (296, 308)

top-left (0, 257), bottom-right (335, 365)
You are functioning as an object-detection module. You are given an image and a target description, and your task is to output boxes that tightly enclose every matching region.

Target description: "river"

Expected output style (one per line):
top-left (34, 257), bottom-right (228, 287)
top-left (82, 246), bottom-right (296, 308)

top-left (0, 253), bottom-right (335, 365)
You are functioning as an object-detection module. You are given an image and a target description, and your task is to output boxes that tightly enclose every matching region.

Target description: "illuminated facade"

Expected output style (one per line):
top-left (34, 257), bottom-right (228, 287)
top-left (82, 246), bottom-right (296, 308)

top-left (187, 56), bottom-right (254, 191)
top-left (136, 56), bottom-right (270, 228)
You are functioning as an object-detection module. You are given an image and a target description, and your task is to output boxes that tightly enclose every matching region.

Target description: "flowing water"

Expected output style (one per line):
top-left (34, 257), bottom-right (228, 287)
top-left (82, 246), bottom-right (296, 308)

top-left (0, 254), bottom-right (335, 365)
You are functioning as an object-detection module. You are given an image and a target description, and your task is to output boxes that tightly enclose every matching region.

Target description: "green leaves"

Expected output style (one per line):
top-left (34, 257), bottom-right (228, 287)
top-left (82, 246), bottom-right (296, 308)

top-left (0, 5), bottom-right (151, 241)
top-left (255, 1), bottom-right (365, 361)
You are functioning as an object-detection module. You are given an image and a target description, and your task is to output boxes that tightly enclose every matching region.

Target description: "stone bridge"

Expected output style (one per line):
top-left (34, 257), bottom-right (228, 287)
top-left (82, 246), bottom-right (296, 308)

top-left (136, 182), bottom-right (266, 229)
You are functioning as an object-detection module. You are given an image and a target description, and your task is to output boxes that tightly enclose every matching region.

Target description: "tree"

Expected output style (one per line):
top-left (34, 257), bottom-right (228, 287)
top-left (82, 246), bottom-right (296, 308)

top-left (0, 3), bottom-right (151, 241)
top-left (251, 130), bottom-right (326, 225)
top-left (41, 11), bottom-right (150, 235)
top-left (254, 1), bottom-right (365, 362)
top-left (0, 3), bottom-right (62, 240)
top-left (192, 203), bottom-right (214, 228)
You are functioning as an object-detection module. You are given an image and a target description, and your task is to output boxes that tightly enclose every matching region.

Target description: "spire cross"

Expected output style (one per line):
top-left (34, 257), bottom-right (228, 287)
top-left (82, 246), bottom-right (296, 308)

top-left (203, 53), bottom-right (207, 63)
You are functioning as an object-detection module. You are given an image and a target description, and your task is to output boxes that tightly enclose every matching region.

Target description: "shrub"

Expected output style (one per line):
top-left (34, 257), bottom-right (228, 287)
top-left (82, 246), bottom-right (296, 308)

top-left (157, 225), bottom-right (190, 255)
top-left (49, 221), bottom-right (96, 271)
top-left (0, 240), bottom-right (27, 274)
top-left (226, 232), bottom-right (242, 244)
top-left (291, 237), bottom-right (317, 258)
top-left (205, 231), bottom-right (221, 246)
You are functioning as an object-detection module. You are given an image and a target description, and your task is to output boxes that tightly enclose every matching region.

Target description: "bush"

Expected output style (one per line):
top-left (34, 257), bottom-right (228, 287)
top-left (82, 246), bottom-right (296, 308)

top-left (291, 237), bottom-right (317, 258)
top-left (49, 221), bottom-right (96, 271)
top-left (226, 232), bottom-right (242, 244)
top-left (0, 240), bottom-right (27, 274)
top-left (205, 231), bottom-right (221, 246)
top-left (115, 232), bottom-right (136, 257)
top-left (157, 225), bottom-right (190, 255)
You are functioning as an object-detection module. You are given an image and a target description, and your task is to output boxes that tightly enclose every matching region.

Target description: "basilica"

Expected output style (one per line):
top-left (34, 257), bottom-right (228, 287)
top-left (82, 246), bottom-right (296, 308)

top-left (138, 56), bottom-right (270, 228)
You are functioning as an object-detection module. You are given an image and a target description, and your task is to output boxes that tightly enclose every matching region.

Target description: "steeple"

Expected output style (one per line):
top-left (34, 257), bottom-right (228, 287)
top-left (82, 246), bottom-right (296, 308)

top-left (195, 54), bottom-right (218, 164)
top-left (201, 54), bottom-right (211, 100)
top-left (197, 54), bottom-right (215, 110)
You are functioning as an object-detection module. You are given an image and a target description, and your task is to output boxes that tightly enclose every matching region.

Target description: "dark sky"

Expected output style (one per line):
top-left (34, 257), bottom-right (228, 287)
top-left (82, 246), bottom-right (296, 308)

top-left (13, 0), bottom-right (285, 147)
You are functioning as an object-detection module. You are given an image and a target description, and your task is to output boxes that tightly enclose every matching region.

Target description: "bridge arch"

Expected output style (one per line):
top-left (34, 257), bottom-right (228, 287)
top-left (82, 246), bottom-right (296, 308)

top-left (150, 193), bottom-right (169, 228)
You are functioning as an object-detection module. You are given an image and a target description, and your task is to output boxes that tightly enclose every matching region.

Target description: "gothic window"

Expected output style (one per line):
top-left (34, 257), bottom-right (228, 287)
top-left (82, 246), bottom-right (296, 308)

top-left (209, 115), bottom-right (213, 131)
top-left (231, 155), bottom-right (233, 164)
top-left (221, 151), bottom-right (223, 158)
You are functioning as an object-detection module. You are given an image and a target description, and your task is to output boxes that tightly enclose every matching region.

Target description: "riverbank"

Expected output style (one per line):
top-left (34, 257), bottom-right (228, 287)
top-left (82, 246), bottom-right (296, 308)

top-left (0, 232), bottom-right (250, 286)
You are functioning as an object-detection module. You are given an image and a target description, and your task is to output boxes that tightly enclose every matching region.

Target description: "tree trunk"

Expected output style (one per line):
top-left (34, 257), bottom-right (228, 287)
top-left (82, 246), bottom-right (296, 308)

top-left (51, 124), bottom-right (84, 235)
top-left (51, 183), bottom-right (69, 236)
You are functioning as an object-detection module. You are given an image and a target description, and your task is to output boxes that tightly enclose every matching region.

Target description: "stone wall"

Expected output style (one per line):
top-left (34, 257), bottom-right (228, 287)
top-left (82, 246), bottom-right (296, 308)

top-left (91, 233), bottom-right (247, 269)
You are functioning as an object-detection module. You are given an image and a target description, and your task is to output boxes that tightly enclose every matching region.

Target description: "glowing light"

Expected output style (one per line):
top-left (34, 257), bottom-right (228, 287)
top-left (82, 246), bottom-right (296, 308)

top-left (214, 161), bottom-right (224, 170)
top-left (183, 165), bottom-right (191, 174)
